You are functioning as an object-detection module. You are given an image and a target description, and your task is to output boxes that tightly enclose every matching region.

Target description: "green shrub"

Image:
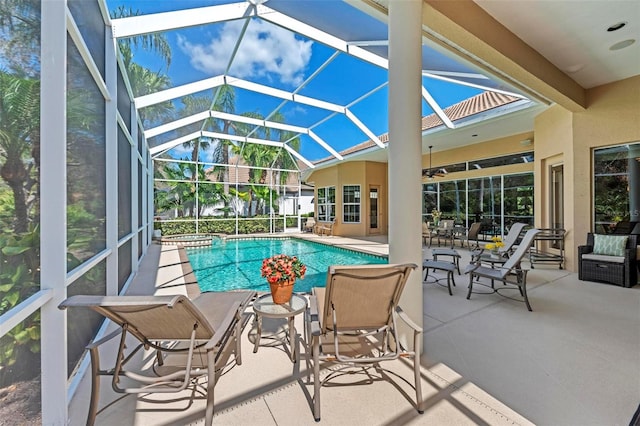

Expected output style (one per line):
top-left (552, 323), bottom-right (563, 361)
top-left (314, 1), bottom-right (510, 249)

top-left (0, 226), bottom-right (40, 387)
top-left (157, 216), bottom-right (300, 235)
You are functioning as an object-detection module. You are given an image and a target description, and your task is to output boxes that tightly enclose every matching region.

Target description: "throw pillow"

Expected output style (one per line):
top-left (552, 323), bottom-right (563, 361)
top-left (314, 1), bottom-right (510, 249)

top-left (422, 222), bottom-right (429, 234)
top-left (592, 234), bottom-right (628, 257)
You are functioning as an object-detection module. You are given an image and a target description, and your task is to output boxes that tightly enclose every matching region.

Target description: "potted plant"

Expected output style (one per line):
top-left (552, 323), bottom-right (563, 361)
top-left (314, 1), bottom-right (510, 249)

top-left (485, 236), bottom-right (505, 258)
top-left (261, 254), bottom-right (307, 304)
top-left (431, 209), bottom-right (442, 227)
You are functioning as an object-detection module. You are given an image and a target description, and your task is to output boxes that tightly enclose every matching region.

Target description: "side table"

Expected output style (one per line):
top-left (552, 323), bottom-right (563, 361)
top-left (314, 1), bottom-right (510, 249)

top-left (252, 293), bottom-right (307, 362)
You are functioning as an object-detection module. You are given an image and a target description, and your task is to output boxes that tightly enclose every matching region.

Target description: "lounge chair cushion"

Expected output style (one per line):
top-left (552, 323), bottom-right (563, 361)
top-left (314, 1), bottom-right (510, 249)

top-left (192, 291), bottom-right (255, 332)
top-left (592, 234), bottom-right (628, 257)
top-left (581, 253), bottom-right (625, 264)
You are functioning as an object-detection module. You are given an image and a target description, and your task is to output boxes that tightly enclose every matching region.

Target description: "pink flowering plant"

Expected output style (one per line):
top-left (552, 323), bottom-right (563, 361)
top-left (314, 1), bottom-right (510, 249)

top-left (261, 254), bottom-right (307, 284)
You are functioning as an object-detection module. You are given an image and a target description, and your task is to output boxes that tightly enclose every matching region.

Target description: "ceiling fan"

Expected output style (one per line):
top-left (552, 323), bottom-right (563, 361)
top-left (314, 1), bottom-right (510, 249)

top-left (423, 145), bottom-right (446, 178)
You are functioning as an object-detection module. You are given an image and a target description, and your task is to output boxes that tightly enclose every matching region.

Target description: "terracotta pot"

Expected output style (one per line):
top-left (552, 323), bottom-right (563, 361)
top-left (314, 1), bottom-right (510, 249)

top-left (269, 278), bottom-right (295, 304)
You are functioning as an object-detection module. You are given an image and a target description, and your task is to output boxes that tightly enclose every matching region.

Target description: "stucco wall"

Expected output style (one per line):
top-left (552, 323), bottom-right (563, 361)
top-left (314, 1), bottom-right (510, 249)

top-left (308, 161), bottom-right (388, 237)
top-left (534, 75), bottom-right (640, 272)
top-left (424, 131), bottom-right (535, 170)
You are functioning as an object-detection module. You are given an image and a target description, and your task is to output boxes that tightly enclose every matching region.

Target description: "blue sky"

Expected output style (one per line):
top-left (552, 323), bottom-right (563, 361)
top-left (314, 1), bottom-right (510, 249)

top-left (108, 0), bottom-right (482, 162)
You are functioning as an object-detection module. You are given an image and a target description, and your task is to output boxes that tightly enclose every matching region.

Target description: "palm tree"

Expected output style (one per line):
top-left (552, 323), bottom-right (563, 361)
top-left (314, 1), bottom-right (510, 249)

top-left (265, 112), bottom-right (302, 186)
top-left (0, 0), bottom-right (40, 78)
top-left (230, 111), bottom-right (303, 216)
top-left (156, 161), bottom-right (195, 217)
top-left (111, 7), bottom-right (174, 129)
top-left (180, 94), bottom-right (215, 164)
top-left (208, 84), bottom-right (237, 174)
top-left (0, 72), bottom-right (39, 233)
top-left (119, 45), bottom-right (174, 127)
top-left (110, 6), bottom-right (172, 70)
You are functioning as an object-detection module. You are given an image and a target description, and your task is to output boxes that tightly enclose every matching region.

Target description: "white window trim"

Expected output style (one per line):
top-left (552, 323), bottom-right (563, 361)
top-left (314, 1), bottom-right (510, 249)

top-left (342, 184), bottom-right (361, 223)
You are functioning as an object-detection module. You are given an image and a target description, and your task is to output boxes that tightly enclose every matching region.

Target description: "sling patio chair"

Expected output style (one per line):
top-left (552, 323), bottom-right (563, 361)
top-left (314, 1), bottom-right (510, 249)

top-left (465, 228), bottom-right (541, 311)
top-left (454, 221), bottom-right (482, 249)
top-left (472, 222), bottom-right (528, 261)
top-left (59, 291), bottom-right (256, 426)
top-left (308, 263), bottom-right (423, 422)
top-left (498, 222), bottom-right (528, 255)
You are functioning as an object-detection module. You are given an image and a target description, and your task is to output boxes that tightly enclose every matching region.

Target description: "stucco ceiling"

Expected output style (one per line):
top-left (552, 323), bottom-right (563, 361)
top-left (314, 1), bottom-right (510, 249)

top-left (474, 0), bottom-right (640, 89)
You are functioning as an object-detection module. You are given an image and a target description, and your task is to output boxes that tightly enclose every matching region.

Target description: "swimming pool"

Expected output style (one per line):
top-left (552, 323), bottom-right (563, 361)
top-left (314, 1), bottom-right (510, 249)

top-left (186, 237), bottom-right (387, 293)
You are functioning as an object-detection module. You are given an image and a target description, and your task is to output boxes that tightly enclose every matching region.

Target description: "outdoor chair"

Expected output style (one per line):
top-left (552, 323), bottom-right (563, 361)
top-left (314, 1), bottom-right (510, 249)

top-left (316, 220), bottom-right (335, 236)
top-left (422, 221), bottom-right (437, 246)
top-left (473, 222), bottom-right (527, 261)
top-left (465, 228), bottom-right (541, 311)
top-left (497, 222), bottom-right (527, 255)
top-left (59, 291), bottom-right (256, 426)
top-left (578, 233), bottom-right (638, 287)
top-left (303, 217), bottom-right (316, 232)
top-left (455, 222), bottom-right (482, 248)
top-left (309, 263), bottom-right (423, 421)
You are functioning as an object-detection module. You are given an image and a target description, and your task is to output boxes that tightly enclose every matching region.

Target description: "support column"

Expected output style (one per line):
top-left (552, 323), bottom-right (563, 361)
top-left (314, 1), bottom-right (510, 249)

top-left (40, 0), bottom-right (68, 423)
top-left (105, 19), bottom-right (118, 296)
top-left (388, 0), bottom-right (424, 338)
top-left (629, 145), bottom-right (640, 221)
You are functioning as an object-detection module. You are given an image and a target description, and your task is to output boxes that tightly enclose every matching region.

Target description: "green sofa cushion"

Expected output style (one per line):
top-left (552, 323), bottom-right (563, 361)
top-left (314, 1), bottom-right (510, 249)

top-left (593, 234), bottom-right (628, 257)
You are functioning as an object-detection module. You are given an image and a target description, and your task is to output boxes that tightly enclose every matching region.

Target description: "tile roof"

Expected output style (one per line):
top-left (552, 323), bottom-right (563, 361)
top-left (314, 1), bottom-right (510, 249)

top-left (313, 91), bottom-right (521, 165)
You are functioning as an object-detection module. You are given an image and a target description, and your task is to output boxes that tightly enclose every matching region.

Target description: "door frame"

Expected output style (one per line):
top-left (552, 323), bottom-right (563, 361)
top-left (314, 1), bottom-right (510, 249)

top-left (368, 185), bottom-right (380, 235)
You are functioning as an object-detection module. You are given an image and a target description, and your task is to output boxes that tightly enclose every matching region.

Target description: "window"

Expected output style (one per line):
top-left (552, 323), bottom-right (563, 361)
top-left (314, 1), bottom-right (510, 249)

top-left (593, 142), bottom-right (640, 233)
top-left (469, 151), bottom-right (534, 169)
top-left (550, 164), bottom-right (564, 229)
top-left (504, 173), bottom-right (534, 228)
top-left (439, 180), bottom-right (467, 223)
top-left (343, 185), bottom-right (361, 223)
top-left (468, 176), bottom-right (502, 232)
top-left (422, 183), bottom-right (437, 222)
top-left (549, 164), bottom-right (564, 248)
top-left (427, 172), bottom-right (534, 236)
top-left (317, 186), bottom-right (335, 221)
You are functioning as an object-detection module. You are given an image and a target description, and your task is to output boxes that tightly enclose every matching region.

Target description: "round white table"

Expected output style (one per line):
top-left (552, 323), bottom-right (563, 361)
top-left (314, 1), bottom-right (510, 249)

top-left (252, 293), bottom-right (307, 362)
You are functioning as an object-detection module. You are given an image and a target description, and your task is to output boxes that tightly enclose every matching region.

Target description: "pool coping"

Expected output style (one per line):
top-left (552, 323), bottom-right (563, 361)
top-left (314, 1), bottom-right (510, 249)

top-left (176, 246), bottom-right (202, 298)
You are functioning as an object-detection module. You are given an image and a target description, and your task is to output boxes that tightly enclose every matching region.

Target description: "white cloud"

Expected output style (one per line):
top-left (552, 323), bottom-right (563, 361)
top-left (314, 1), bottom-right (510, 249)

top-left (177, 20), bottom-right (313, 87)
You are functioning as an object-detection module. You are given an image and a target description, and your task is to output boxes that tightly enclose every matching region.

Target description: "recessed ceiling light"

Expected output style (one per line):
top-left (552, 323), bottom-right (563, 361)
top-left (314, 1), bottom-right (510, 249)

top-left (610, 39), bottom-right (636, 51)
top-left (565, 63), bottom-right (585, 73)
top-left (607, 22), bottom-right (627, 32)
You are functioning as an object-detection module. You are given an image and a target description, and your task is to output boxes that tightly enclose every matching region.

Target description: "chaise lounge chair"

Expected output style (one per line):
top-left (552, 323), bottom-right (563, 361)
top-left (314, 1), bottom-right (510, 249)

top-left (465, 228), bottom-right (540, 311)
top-left (473, 222), bottom-right (528, 261)
top-left (308, 263), bottom-right (423, 421)
top-left (59, 291), bottom-right (255, 426)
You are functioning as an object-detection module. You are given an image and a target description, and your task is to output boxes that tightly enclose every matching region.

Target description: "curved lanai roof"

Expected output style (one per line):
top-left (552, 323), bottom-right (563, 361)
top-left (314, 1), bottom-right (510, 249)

top-left (312, 90), bottom-right (527, 166)
top-left (110, 0), bottom-right (537, 170)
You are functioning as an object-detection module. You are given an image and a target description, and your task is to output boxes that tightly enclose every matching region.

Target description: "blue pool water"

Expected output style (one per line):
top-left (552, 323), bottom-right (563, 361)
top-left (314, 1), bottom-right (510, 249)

top-left (187, 238), bottom-right (387, 293)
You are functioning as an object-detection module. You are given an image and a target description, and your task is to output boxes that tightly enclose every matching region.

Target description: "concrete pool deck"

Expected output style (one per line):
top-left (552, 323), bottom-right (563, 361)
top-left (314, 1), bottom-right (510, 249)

top-left (68, 233), bottom-right (640, 425)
